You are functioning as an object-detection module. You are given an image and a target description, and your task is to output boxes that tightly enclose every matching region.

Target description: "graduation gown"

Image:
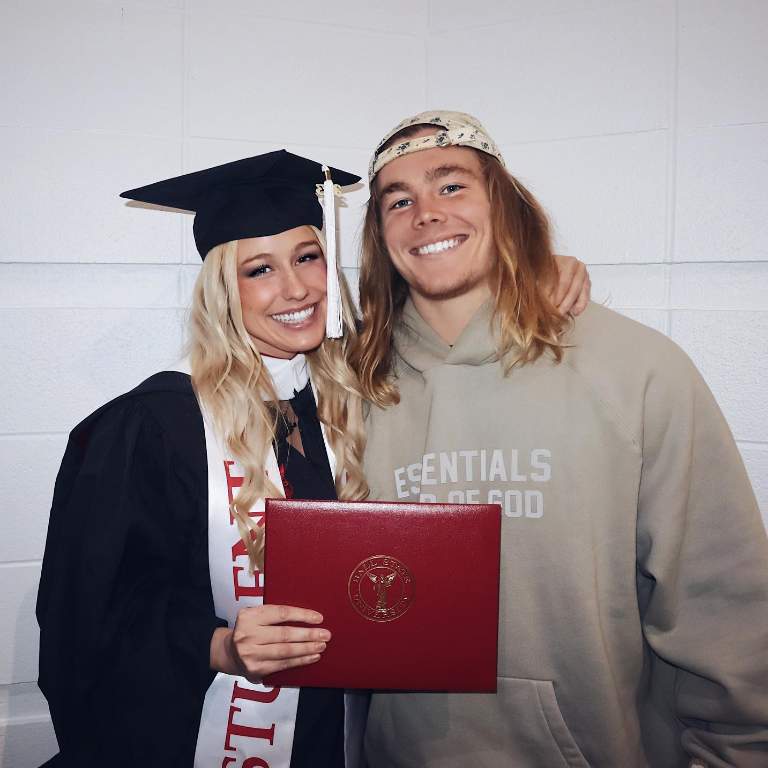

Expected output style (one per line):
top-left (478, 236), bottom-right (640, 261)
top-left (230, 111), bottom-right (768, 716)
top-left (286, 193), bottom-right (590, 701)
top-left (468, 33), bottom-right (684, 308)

top-left (36, 371), bottom-right (344, 767)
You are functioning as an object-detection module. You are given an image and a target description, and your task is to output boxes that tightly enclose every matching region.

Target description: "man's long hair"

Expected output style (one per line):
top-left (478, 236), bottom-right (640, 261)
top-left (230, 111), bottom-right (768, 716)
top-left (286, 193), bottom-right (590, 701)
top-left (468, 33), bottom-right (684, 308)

top-left (352, 132), bottom-right (569, 407)
top-left (189, 228), bottom-right (368, 572)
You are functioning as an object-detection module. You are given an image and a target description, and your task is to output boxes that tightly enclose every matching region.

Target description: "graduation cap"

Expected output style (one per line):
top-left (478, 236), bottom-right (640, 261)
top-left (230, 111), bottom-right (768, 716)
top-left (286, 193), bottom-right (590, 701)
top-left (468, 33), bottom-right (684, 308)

top-left (121, 150), bottom-right (361, 337)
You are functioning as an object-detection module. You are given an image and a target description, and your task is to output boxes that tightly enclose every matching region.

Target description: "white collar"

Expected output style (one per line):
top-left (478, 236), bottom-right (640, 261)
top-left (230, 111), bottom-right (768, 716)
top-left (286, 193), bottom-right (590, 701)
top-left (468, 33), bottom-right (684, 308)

top-left (262, 353), bottom-right (309, 400)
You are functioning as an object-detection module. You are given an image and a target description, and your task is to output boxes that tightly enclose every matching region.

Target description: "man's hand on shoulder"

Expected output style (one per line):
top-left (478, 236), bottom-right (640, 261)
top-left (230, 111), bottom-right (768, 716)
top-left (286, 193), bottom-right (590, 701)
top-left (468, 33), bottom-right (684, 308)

top-left (551, 254), bottom-right (591, 316)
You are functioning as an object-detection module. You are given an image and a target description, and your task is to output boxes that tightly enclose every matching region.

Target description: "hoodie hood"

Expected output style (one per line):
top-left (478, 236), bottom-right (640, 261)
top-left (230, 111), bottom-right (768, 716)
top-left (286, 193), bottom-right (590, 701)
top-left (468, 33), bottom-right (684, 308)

top-left (394, 297), bottom-right (501, 373)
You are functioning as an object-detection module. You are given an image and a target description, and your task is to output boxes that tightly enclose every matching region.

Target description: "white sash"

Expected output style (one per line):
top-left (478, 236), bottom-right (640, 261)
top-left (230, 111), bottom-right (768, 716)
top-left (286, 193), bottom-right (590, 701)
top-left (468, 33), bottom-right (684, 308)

top-left (193, 412), bottom-right (301, 768)
top-left (168, 359), bottom-right (364, 767)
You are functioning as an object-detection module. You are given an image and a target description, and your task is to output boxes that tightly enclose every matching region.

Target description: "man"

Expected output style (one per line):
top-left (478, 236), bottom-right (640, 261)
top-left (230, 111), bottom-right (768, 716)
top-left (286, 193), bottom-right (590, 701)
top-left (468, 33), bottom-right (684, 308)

top-left (355, 111), bottom-right (768, 767)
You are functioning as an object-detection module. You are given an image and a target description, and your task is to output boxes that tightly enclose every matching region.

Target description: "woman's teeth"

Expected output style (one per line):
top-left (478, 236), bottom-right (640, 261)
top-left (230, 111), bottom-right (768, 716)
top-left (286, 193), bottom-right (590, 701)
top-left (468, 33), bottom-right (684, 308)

top-left (272, 305), bottom-right (315, 324)
top-left (416, 238), bottom-right (461, 255)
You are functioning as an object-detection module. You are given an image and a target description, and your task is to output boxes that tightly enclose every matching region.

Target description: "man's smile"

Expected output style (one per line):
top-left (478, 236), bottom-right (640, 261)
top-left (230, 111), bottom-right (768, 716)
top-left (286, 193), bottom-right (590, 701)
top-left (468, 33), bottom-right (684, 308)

top-left (410, 235), bottom-right (467, 256)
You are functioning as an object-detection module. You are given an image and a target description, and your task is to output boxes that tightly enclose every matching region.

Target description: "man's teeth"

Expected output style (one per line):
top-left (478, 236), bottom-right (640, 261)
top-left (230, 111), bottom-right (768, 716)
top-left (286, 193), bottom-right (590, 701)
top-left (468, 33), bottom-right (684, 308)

top-left (272, 306), bottom-right (315, 324)
top-left (416, 238), bottom-right (461, 255)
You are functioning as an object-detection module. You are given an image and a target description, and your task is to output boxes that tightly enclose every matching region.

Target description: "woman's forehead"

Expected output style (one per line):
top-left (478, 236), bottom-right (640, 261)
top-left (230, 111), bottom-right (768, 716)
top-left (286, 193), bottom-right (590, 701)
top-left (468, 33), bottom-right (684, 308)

top-left (236, 225), bottom-right (319, 261)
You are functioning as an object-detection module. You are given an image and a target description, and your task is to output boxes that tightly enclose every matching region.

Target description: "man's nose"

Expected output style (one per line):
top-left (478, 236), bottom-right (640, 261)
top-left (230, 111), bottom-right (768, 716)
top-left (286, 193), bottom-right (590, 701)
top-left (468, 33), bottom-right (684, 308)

top-left (412, 201), bottom-right (447, 228)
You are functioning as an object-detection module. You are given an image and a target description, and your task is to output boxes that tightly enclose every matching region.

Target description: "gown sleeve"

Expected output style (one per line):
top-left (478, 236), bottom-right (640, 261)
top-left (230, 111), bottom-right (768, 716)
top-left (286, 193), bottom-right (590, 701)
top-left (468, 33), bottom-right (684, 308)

top-left (36, 384), bottom-right (225, 767)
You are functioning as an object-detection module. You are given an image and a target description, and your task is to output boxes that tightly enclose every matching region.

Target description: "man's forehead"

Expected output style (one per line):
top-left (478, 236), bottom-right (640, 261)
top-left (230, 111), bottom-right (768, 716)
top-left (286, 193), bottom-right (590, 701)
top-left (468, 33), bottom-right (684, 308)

top-left (376, 145), bottom-right (482, 191)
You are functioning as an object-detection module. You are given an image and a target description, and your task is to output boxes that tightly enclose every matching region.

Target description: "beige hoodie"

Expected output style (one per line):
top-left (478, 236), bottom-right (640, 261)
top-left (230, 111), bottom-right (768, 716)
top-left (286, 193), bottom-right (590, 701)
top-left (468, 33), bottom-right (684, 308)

top-left (363, 299), bottom-right (768, 768)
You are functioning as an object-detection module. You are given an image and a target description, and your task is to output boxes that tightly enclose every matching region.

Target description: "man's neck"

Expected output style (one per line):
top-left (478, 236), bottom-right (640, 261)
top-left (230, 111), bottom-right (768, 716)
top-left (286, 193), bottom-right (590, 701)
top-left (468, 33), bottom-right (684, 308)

top-left (410, 286), bottom-right (491, 346)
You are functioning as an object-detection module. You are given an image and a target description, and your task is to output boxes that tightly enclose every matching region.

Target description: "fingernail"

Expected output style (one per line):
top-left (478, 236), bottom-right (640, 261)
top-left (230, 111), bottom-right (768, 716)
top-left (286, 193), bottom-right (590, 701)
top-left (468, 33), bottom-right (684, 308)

top-left (318, 630), bottom-right (331, 641)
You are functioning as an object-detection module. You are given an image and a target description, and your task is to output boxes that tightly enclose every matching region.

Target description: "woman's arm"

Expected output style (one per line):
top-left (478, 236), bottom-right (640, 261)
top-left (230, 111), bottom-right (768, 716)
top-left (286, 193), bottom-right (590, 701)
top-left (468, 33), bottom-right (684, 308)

top-left (210, 604), bottom-right (331, 680)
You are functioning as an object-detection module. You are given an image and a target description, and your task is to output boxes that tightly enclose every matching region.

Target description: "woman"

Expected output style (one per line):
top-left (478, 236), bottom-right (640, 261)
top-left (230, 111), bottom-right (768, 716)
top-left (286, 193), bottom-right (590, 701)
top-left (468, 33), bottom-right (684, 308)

top-left (36, 150), bottom-right (589, 768)
top-left (37, 151), bottom-right (369, 768)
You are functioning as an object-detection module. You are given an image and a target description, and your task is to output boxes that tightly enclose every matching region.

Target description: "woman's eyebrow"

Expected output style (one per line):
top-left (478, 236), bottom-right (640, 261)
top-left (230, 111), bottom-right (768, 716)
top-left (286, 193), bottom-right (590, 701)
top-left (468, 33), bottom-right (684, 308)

top-left (292, 240), bottom-right (320, 253)
top-left (240, 252), bottom-right (270, 266)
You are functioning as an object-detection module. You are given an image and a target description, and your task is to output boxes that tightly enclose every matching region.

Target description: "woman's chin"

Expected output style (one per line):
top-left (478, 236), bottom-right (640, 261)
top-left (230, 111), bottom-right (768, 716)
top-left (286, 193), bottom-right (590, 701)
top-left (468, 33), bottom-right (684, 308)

top-left (255, 327), bottom-right (327, 359)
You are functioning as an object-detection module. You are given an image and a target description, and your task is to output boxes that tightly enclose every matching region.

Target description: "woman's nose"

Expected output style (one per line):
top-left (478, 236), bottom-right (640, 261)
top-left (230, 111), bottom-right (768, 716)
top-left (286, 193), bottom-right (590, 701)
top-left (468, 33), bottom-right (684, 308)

top-left (282, 268), bottom-right (310, 301)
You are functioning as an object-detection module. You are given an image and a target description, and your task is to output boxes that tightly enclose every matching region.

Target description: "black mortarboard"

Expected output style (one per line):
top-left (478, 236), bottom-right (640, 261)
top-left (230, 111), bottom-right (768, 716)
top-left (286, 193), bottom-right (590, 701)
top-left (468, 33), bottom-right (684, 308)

top-left (120, 150), bottom-right (361, 259)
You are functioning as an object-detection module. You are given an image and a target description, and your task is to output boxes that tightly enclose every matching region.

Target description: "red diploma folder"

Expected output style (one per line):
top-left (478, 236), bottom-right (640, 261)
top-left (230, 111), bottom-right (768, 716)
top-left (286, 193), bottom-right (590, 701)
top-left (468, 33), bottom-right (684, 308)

top-left (263, 499), bottom-right (501, 691)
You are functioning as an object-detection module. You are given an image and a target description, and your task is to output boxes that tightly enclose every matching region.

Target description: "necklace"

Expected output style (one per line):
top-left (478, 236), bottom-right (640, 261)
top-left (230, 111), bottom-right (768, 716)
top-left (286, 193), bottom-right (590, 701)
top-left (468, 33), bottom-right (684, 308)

top-left (273, 400), bottom-right (298, 441)
top-left (279, 405), bottom-right (297, 436)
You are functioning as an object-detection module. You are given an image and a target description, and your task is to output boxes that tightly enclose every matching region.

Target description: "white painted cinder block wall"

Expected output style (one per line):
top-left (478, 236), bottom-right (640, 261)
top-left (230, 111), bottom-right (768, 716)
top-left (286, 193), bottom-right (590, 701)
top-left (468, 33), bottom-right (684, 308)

top-left (0, 1), bottom-right (765, 764)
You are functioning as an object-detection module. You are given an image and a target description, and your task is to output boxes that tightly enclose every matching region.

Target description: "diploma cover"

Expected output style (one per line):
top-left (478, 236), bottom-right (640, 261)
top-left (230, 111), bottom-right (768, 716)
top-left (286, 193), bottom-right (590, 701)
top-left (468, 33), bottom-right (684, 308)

top-left (263, 499), bottom-right (501, 692)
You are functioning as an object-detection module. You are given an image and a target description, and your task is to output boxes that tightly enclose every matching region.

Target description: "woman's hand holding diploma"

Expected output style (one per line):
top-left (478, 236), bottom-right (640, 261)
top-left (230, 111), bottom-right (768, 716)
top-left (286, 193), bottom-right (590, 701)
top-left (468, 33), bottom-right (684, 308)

top-left (210, 604), bottom-right (331, 682)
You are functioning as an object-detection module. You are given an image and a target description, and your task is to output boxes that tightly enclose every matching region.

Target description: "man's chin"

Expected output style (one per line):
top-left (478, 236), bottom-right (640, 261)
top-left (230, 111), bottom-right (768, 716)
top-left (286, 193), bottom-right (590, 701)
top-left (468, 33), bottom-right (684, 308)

top-left (410, 277), bottom-right (482, 303)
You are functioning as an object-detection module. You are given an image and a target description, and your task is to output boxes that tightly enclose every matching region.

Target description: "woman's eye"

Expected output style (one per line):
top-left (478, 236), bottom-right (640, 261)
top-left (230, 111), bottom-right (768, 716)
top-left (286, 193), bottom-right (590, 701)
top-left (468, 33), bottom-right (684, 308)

top-left (441, 183), bottom-right (464, 194)
top-left (247, 264), bottom-right (270, 278)
top-left (390, 198), bottom-right (411, 210)
top-left (297, 251), bottom-right (321, 264)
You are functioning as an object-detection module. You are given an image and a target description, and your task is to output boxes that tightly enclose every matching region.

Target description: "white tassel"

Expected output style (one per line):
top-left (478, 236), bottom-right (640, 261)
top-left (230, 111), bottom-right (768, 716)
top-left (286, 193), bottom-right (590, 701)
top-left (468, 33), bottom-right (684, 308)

top-left (321, 166), bottom-right (343, 338)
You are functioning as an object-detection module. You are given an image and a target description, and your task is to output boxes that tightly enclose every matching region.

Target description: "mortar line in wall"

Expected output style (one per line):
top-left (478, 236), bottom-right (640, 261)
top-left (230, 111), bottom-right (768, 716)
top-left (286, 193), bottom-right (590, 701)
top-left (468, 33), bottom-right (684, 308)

top-left (0, 262), bottom-right (186, 268)
top-left (0, 304), bottom-right (188, 310)
top-left (184, 134), bottom-right (376, 152)
top-left (694, 119), bottom-right (768, 130)
top-left (425, 0), bottom-right (656, 35)
top-left (0, 431), bottom-right (68, 438)
top-left (500, 126), bottom-right (669, 148)
top-left (182, 127), bottom-right (670, 151)
top-left (611, 307), bottom-right (768, 314)
top-left (0, 123), bottom-right (675, 150)
top-left (663, 0), bottom-right (681, 338)
top-left (180, 0), bottom-right (191, 266)
top-left (188, 13), bottom-right (425, 39)
top-left (737, 441), bottom-right (768, 451)
top-left (0, 559), bottom-right (42, 569)
top-left (4, 305), bottom-right (764, 314)
top-left (423, 8), bottom-right (430, 108)
top-left (4, 259), bottom-right (768, 267)
top-left (7, 119), bottom-right (763, 149)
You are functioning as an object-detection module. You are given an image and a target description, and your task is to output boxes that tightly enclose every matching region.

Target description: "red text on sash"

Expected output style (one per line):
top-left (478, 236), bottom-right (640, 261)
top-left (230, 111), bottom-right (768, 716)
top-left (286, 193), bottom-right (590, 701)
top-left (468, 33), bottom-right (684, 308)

top-left (221, 461), bottom-right (284, 767)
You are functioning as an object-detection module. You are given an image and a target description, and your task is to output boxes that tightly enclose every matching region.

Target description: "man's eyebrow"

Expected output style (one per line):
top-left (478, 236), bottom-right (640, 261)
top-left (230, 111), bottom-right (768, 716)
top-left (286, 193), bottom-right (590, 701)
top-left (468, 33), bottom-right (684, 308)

top-left (378, 164), bottom-right (479, 198)
top-left (425, 164), bottom-right (479, 182)
top-left (378, 180), bottom-right (411, 199)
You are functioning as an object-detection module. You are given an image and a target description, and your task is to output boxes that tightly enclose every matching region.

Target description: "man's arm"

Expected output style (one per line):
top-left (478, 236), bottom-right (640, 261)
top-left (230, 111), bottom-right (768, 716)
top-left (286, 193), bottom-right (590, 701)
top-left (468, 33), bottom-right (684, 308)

top-left (636, 344), bottom-right (768, 767)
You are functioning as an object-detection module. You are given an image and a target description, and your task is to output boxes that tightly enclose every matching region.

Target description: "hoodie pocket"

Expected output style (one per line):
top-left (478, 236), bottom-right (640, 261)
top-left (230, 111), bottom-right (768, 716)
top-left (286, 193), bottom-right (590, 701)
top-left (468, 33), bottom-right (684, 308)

top-left (498, 676), bottom-right (590, 768)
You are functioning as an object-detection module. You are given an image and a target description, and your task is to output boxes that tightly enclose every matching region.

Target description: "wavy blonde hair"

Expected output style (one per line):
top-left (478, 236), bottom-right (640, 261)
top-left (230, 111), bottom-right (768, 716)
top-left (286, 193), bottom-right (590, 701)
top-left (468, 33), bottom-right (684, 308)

top-left (189, 228), bottom-right (368, 572)
top-left (352, 127), bottom-right (569, 407)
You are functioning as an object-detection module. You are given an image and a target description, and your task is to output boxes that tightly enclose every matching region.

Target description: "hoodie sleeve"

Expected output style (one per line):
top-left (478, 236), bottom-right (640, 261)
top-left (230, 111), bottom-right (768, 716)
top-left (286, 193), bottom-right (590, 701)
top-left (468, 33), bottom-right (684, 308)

top-left (636, 345), bottom-right (768, 767)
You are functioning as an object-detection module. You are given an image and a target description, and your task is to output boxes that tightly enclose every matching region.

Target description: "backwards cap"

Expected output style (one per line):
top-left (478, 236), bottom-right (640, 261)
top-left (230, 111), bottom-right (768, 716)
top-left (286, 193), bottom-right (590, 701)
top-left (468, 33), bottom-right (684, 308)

top-left (369, 110), bottom-right (505, 182)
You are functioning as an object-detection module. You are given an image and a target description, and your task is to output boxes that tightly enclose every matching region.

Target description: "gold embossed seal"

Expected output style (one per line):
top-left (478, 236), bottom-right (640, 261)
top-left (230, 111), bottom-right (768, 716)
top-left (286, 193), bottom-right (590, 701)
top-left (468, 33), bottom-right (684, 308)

top-left (348, 555), bottom-right (414, 622)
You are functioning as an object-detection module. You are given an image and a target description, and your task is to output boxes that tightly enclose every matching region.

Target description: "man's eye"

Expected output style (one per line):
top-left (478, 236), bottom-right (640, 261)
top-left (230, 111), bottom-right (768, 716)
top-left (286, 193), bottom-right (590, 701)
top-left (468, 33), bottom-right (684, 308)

top-left (441, 183), bottom-right (464, 194)
top-left (247, 264), bottom-right (270, 277)
top-left (390, 198), bottom-right (411, 210)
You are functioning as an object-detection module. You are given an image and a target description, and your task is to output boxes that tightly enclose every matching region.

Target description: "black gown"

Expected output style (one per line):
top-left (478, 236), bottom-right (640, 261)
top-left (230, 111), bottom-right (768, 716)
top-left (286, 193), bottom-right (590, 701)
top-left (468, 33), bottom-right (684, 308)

top-left (36, 371), bottom-right (344, 767)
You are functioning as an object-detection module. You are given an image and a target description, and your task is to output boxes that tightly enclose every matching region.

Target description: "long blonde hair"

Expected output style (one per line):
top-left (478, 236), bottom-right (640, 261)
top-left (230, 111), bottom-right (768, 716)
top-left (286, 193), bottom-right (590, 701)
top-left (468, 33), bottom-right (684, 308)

top-left (352, 130), bottom-right (569, 407)
top-left (189, 229), bottom-right (368, 572)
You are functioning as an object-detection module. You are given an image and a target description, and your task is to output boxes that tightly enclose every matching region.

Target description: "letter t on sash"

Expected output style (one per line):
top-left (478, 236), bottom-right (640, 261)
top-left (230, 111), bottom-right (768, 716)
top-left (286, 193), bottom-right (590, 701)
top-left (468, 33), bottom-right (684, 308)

top-left (224, 706), bottom-right (275, 751)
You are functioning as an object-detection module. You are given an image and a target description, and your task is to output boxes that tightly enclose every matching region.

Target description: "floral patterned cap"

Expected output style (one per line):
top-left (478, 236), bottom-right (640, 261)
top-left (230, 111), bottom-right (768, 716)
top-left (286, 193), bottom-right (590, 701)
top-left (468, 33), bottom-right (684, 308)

top-left (369, 110), bottom-right (505, 182)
